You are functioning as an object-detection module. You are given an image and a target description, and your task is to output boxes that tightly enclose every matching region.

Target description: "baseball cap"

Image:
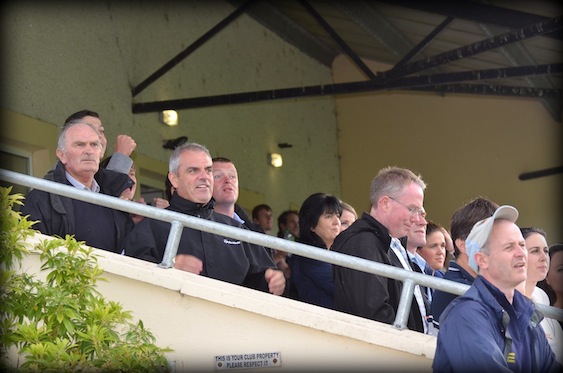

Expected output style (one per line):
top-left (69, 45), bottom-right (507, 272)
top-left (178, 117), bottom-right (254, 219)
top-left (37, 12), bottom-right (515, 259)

top-left (465, 205), bottom-right (519, 272)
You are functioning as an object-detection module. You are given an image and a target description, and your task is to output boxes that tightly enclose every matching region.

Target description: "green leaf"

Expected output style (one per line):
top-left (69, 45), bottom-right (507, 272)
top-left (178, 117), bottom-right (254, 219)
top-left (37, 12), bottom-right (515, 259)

top-left (0, 186), bottom-right (174, 372)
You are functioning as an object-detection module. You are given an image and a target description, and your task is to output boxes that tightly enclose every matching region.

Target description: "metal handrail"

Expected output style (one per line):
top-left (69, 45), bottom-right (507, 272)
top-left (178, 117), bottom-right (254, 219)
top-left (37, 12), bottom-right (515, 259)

top-left (1, 168), bottom-right (561, 325)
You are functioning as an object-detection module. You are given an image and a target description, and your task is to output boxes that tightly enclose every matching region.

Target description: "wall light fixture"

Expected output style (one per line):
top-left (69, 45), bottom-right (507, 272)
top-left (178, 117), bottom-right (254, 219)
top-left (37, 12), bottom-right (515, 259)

top-left (269, 153), bottom-right (283, 168)
top-left (160, 110), bottom-right (178, 126)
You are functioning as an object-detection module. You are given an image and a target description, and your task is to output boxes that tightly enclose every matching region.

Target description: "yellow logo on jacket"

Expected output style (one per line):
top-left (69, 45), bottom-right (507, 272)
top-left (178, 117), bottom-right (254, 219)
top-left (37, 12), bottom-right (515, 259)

top-left (506, 352), bottom-right (516, 364)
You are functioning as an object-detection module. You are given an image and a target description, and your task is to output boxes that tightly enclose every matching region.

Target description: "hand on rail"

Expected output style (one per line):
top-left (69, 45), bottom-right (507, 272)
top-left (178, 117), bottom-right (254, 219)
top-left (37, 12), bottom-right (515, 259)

top-left (265, 268), bottom-right (285, 296)
top-left (174, 254), bottom-right (203, 274)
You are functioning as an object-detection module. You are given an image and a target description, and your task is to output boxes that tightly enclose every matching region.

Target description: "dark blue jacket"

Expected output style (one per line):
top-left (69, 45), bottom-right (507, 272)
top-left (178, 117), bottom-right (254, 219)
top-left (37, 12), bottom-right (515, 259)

top-left (431, 261), bottom-right (475, 329)
top-left (20, 161), bottom-right (134, 253)
top-left (433, 276), bottom-right (560, 373)
top-left (289, 237), bottom-right (334, 309)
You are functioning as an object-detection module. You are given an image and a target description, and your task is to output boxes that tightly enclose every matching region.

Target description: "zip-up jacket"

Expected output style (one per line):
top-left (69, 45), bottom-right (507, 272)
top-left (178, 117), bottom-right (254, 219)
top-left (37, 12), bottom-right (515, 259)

top-left (20, 161), bottom-right (134, 253)
top-left (123, 193), bottom-right (278, 292)
top-left (332, 212), bottom-right (425, 333)
top-left (433, 276), bottom-right (560, 373)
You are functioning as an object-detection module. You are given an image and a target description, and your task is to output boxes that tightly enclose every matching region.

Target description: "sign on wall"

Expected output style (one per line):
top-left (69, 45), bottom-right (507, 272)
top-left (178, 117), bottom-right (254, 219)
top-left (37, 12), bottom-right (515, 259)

top-left (215, 352), bottom-right (281, 370)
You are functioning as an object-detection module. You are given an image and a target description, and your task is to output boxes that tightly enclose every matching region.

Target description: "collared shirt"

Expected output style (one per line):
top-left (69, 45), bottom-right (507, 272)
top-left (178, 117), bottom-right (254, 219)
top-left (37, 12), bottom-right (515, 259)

top-left (233, 212), bottom-right (245, 224)
top-left (65, 171), bottom-right (100, 193)
top-left (390, 237), bottom-right (428, 334)
top-left (408, 251), bottom-right (436, 303)
top-left (408, 251), bottom-right (428, 273)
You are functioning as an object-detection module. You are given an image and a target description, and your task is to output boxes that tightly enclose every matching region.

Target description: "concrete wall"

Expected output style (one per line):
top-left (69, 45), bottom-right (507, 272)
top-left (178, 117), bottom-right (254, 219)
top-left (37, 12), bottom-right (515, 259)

top-left (0, 0), bottom-right (341, 216)
top-left (333, 55), bottom-right (562, 243)
top-left (12, 233), bottom-right (435, 372)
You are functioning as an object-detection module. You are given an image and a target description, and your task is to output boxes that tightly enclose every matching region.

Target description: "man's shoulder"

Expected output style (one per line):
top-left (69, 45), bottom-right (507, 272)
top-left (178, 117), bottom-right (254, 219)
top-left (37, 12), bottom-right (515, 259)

top-left (211, 211), bottom-right (243, 227)
top-left (441, 290), bottom-right (489, 327)
top-left (20, 189), bottom-right (49, 214)
top-left (334, 217), bottom-right (386, 249)
top-left (443, 262), bottom-right (474, 284)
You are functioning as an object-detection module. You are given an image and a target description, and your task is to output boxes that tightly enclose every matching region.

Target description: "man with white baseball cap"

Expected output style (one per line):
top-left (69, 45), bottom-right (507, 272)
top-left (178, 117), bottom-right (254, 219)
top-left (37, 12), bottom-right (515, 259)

top-left (465, 205), bottom-right (520, 274)
top-left (433, 205), bottom-right (559, 372)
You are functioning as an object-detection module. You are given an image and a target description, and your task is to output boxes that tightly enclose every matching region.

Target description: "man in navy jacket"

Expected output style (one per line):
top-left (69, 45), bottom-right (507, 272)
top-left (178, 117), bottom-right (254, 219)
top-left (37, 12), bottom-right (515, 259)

top-left (21, 122), bottom-right (134, 253)
top-left (433, 206), bottom-right (559, 372)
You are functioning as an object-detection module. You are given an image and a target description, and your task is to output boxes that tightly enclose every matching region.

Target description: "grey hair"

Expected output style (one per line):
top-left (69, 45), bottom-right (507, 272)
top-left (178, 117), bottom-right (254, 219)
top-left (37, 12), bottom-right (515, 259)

top-left (169, 143), bottom-right (211, 173)
top-left (369, 166), bottom-right (426, 206)
top-left (57, 121), bottom-right (101, 153)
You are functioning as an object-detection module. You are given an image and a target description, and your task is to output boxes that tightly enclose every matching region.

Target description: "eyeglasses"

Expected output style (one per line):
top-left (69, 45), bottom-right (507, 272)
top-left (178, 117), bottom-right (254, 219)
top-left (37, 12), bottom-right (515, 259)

top-left (389, 197), bottom-right (427, 218)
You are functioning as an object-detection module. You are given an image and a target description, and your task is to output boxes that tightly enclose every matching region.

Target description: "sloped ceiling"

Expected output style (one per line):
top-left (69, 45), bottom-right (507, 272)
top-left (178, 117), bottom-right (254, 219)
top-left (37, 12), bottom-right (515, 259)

top-left (132, 0), bottom-right (562, 122)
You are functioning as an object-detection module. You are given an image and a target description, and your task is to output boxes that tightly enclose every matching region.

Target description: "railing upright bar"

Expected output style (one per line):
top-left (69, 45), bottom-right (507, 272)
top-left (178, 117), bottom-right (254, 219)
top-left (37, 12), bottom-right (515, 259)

top-left (159, 221), bottom-right (184, 268)
top-left (394, 279), bottom-right (416, 330)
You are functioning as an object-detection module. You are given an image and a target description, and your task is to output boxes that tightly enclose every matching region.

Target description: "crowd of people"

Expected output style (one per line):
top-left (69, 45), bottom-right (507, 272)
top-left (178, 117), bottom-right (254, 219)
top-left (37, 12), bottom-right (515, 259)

top-left (19, 109), bottom-right (562, 372)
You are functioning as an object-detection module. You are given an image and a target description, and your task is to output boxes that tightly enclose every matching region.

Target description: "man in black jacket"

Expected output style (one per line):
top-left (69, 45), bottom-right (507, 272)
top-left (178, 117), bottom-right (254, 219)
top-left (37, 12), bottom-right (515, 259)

top-left (332, 166), bottom-right (428, 333)
top-left (124, 143), bottom-right (285, 295)
top-left (21, 122), bottom-right (134, 253)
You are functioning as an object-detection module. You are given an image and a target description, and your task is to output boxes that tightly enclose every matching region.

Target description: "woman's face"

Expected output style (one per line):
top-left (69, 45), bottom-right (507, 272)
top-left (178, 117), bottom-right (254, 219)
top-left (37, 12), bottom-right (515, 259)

top-left (525, 232), bottom-right (549, 284)
top-left (339, 209), bottom-right (356, 231)
top-left (547, 250), bottom-right (563, 296)
top-left (313, 212), bottom-right (341, 248)
top-left (417, 231), bottom-right (446, 271)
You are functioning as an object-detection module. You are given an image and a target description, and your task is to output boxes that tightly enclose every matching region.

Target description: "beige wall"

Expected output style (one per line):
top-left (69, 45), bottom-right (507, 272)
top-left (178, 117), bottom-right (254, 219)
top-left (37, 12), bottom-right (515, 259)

top-left (1, 1), bottom-right (340, 219)
top-left (333, 55), bottom-right (562, 243)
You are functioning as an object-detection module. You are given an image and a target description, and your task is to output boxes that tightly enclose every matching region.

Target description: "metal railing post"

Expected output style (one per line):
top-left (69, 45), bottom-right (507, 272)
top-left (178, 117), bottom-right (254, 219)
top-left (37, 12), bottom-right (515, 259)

top-left (159, 221), bottom-right (184, 269)
top-left (394, 279), bottom-right (415, 330)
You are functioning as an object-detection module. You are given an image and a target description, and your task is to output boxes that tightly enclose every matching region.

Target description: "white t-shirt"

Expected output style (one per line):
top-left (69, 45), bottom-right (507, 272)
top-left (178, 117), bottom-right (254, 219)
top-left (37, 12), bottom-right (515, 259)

top-left (532, 286), bottom-right (563, 364)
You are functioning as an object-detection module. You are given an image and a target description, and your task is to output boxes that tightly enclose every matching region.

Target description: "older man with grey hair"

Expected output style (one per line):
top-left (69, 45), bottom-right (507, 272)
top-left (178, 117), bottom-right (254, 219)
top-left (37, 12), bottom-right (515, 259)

top-left (21, 121), bottom-right (134, 253)
top-left (124, 143), bottom-right (285, 296)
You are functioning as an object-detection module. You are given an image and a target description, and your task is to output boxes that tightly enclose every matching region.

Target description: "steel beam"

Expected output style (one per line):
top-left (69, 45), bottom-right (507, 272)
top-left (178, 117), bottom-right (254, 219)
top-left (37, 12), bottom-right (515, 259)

top-left (393, 16), bottom-right (454, 67)
top-left (132, 63), bottom-right (562, 113)
top-left (378, 16), bottom-right (562, 81)
top-left (299, 0), bottom-right (376, 80)
top-left (131, 0), bottom-right (256, 97)
top-left (411, 84), bottom-right (561, 99)
top-left (376, 0), bottom-right (563, 40)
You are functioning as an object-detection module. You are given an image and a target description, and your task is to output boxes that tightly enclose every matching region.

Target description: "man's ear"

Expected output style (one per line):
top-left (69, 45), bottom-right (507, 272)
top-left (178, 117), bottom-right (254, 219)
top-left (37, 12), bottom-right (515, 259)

top-left (56, 149), bottom-right (66, 164)
top-left (475, 251), bottom-right (487, 271)
top-left (455, 239), bottom-right (466, 254)
top-left (379, 195), bottom-right (392, 212)
top-left (168, 171), bottom-right (178, 189)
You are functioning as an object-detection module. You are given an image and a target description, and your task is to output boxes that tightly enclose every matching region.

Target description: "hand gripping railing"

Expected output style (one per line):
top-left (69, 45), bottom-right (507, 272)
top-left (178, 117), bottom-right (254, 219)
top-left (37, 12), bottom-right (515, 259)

top-left (1, 168), bottom-right (562, 328)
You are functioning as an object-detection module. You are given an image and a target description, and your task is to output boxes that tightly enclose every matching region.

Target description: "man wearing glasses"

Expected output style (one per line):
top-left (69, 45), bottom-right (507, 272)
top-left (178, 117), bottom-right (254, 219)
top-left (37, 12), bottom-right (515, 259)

top-left (332, 166), bottom-right (428, 333)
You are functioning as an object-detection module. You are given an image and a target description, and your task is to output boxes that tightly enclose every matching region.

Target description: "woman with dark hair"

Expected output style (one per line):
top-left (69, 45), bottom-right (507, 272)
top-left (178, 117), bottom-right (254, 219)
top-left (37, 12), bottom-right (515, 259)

top-left (546, 243), bottom-right (563, 310)
top-left (289, 193), bottom-right (342, 309)
top-left (520, 228), bottom-right (562, 363)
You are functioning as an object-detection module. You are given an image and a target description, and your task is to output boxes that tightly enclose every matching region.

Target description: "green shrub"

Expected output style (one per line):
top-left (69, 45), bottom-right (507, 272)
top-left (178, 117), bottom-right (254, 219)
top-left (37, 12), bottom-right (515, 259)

top-left (0, 186), bottom-right (172, 372)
